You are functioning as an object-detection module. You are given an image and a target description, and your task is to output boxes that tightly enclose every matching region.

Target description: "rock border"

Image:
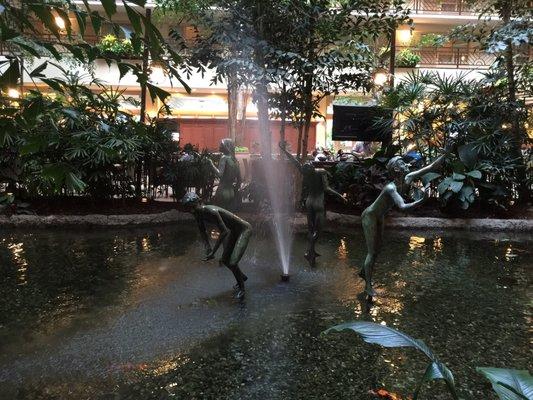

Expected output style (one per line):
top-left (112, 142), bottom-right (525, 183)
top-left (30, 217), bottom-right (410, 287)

top-left (0, 210), bottom-right (531, 232)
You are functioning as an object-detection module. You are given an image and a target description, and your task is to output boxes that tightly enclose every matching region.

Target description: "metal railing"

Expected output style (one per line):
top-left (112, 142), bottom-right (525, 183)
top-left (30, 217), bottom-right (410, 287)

top-left (406, 0), bottom-right (474, 15)
top-left (397, 46), bottom-right (496, 69)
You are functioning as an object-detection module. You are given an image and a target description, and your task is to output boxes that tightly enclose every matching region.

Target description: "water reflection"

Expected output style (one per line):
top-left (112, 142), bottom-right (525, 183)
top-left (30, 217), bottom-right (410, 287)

top-left (337, 238), bottom-right (348, 259)
top-left (0, 228), bottom-right (529, 400)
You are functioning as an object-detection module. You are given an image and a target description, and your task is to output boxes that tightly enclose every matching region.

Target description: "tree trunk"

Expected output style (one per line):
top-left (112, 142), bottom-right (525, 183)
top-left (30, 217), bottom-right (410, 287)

top-left (280, 86), bottom-right (287, 146)
top-left (227, 71), bottom-right (238, 142)
top-left (296, 124), bottom-right (303, 160)
top-left (256, 79), bottom-right (271, 159)
top-left (502, 5), bottom-right (528, 203)
top-left (254, 0), bottom-right (271, 159)
top-left (301, 75), bottom-right (313, 161)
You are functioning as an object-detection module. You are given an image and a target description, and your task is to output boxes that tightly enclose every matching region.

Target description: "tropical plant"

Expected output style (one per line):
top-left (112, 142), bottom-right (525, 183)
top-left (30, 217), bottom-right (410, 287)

top-left (477, 367), bottom-right (533, 400)
top-left (417, 33), bottom-right (447, 48)
top-left (97, 34), bottom-right (138, 58)
top-left (158, 0), bottom-right (410, 159)
top-left (448, 0), bottom-right (532, 202)
top-left (331, 156), bottom-right (390, 209)
top-left (0, 0), bottom-right (190, 105)
top-left (0, 68), bottom-right (180, 200)
top-left (395, 49), bottom-right (421, 68)
top-left (324, 321), bottom-right (458, 400)
top-left (378, 70), bottom-right (529, 212)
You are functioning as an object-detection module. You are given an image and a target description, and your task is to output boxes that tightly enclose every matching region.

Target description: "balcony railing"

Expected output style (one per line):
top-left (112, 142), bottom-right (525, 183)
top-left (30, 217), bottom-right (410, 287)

top-left (406, 0), bottom-right (474, 15)
top-left (397, 46), bottom-right (496, 69)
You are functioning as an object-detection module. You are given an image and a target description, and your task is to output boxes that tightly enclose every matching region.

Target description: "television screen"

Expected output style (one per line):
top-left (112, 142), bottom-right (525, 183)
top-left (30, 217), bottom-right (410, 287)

top-left (332, 105), bottom-right (393, 142)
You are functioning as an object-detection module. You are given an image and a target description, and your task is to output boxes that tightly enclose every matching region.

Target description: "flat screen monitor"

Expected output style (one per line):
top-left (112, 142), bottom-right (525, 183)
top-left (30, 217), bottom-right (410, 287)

top-left (332, 105), bottom-right (393, 142)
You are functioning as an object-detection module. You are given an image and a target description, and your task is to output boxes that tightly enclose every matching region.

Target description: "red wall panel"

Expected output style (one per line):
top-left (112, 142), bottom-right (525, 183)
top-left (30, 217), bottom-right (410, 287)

top-left (177, 118), bottom-right (317, 153)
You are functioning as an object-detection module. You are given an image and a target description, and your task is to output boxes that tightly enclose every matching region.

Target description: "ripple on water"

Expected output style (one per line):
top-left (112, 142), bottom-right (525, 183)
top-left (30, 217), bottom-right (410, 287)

top-left (0, 226), bottom-right (530, 400)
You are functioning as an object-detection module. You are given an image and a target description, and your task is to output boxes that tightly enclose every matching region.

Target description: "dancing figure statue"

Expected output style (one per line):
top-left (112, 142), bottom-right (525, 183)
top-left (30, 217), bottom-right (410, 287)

top-left (361, 149), bottom-right (450, 297)
top-left (279, 142), bottom-right (347, 267)
top-left (210, 138), bottom-right (241, 209)
top-left (182, 192), bottom-right (252, 299)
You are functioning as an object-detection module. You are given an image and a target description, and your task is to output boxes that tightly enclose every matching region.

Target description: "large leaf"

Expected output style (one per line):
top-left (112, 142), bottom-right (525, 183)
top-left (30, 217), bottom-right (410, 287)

top-left (28, 4), bottom-right (60, 39)
top-left (324, 322), bottom-right (459, 400)
top-left (100, 0), bottom-right (117, 17)
top-left (123, 3), bottom-right (143, 35)
top-left (147, 83), bottom-right (170, 103)
top-left (413, 361), bottom-right (458, 400)
top-left (29, 62), bottom-right (48, 78)
top-left (477, 368), bottom-right (533, 400)
top-left (0, 59), bottom-right (20, 89)
top-left (466, 170), bottom-right (482, 179)
top-left (324, 321), bottom-right (435, 359)
top-left (449, 180), bottom-right (464, 193)
top-left (421, 172), bottom-right (441, 186)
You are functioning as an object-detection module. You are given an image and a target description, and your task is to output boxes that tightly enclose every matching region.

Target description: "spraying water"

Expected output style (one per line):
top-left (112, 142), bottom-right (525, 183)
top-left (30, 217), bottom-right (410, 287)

top-left (262, 154), bottom-right (294, 276)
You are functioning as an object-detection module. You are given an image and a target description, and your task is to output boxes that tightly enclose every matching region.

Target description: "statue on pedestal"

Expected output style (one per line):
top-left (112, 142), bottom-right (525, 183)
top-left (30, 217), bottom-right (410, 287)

top-left (279, 142), bottom-right (347, 267)
top-left (182, 192), bottom-right (251, 299)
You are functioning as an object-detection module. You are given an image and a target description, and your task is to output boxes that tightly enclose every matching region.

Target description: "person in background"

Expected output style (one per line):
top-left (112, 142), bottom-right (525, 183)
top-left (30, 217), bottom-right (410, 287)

top-left (352, 141), bottom-right (373, 158)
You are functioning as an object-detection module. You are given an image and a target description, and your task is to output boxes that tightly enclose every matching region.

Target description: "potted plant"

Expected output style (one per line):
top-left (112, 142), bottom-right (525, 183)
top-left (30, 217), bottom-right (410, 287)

top-left (395, 49), bottom-right (422, 68)
top-left (97, 34), bottom-right (141, 59)
top-left (418, 33), bottom-right (448, 48)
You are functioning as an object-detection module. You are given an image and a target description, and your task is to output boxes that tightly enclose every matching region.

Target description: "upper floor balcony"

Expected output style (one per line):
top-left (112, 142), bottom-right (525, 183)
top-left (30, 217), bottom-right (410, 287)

top-left (396, 45), bottom-right (496, 69)
top-left (406, 0), bottom-right (475, 15)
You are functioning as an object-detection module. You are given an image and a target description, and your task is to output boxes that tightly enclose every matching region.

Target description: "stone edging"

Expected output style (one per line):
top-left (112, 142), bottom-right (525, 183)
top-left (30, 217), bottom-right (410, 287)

top-left (0, 210), bottom-right (531, 232)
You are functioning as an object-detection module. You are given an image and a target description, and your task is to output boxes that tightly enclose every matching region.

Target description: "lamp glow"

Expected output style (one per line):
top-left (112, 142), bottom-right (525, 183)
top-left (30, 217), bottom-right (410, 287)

top-left (374, 72), bottom-right (388, 86)
top-left (55, 16), bottom-right (66, 30)
top-left (397, 29), bottom-right (412, 45)
top-left (7, 88), bottom-right (20, 98)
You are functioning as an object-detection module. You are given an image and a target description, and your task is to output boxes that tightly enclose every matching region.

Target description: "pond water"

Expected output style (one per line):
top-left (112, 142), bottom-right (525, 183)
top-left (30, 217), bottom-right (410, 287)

top-left (0, 224), bottom-right (530, 399)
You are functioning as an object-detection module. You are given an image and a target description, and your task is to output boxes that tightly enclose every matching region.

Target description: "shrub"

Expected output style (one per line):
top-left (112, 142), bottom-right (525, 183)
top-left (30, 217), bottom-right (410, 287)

top-left (396, 49), bottom-right (421, 68)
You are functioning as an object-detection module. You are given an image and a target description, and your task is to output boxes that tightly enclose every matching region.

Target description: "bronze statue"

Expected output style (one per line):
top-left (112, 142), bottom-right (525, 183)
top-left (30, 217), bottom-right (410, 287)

top-left (182, 192), bottom-right (251, 299)
top-left (360, 150), bottom-right (449, 297)
top-left (210, 138), bottom-right (241, 209)
top-left (279, 142), bottom-right (347, 267)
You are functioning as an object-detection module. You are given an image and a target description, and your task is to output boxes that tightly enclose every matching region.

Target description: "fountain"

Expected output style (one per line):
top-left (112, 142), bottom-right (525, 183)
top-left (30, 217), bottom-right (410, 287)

top-left (261, 152), bottom-right (295, 281)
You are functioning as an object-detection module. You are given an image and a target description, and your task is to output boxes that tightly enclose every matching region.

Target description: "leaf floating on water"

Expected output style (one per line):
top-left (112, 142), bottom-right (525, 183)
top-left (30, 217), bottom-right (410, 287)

top-left (369, 388), bottom-right (407, 399)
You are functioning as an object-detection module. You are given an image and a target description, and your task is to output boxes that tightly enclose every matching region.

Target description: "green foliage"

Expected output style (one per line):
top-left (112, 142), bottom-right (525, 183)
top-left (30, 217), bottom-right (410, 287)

top-left (0, 70), bottom-right (176, 199)
top-left (378, 70), bottom-right (528, 212)
top-left (477, 367), bottom-right (533, 400)
top-left (331, 155), bottom-right (390, 209)
top-left (97, 34), bottom-right (138, 58)
top-left (159, 0), bottom-right (410, 157)
top-left (395, 49), bottom-right (421, 68)
top-left (417, 33), bottom-right (447, 48)
top-left (324, 321), bottom-right (458, 400)
top-left (0, 0), bottom-right (190, 103)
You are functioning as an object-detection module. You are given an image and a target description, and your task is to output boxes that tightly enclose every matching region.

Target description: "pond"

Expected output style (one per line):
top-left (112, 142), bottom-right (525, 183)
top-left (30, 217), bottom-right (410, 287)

top-left (0, 224), bottom-right (530, 399)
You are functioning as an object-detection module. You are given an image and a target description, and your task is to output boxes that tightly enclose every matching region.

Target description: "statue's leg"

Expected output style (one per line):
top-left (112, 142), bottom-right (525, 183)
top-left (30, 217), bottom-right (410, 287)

top-left (227, 225), bottom-right (252, 298)
top-left (313, 208), bottom-right (325, 254)
top-left (304, 207), bottom-right (320, 267)
top-left (362, 211), bottom-right (380, 297)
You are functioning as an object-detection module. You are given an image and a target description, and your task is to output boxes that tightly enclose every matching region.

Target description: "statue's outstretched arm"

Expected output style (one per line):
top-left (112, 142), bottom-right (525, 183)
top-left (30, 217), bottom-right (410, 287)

top-left (322, 171), bottom-right (347, 203)
top-left (405, 154), bottom-right (446, 185)
top-left (405, 139), bottom-right (456, 185)
top-left (389, 185), bottom-right (427, 211)
top-left (279, 141), bottom-right (303, 174)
